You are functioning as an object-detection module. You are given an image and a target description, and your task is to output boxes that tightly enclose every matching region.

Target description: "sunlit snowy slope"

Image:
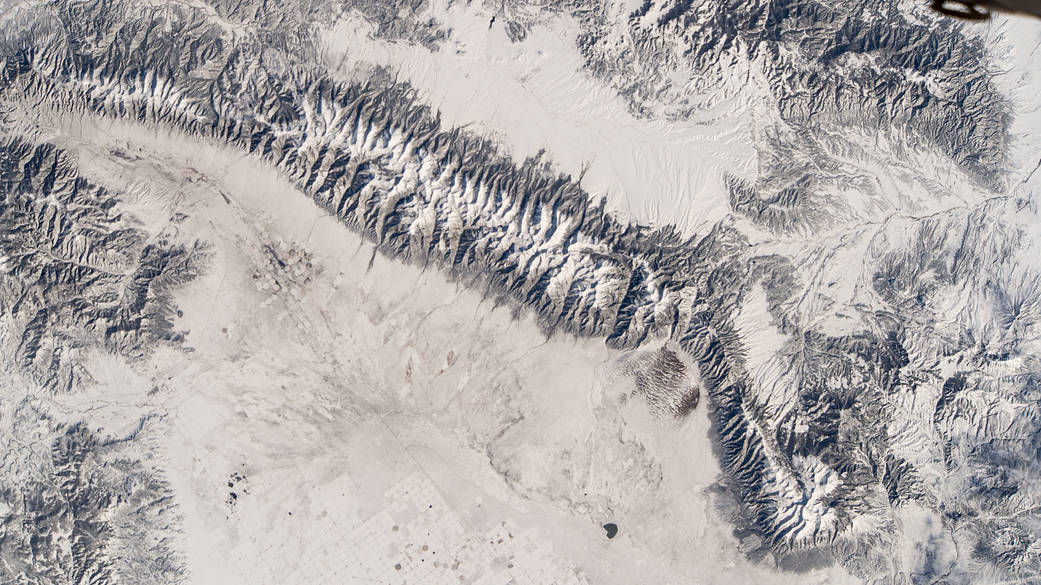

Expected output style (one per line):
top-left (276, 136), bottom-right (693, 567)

top-left (0, 1), bottom-right (1039, 584)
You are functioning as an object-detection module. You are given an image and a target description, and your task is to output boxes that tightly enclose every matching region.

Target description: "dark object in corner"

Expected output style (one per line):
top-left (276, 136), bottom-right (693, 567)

top-left (930, 0), bottom-right (1041, 19)
top-left (603, 523), bottom-right (618, 539)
